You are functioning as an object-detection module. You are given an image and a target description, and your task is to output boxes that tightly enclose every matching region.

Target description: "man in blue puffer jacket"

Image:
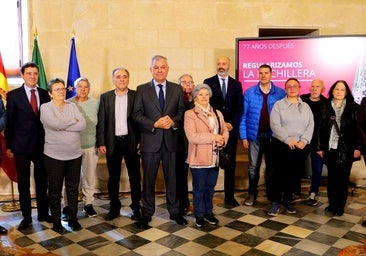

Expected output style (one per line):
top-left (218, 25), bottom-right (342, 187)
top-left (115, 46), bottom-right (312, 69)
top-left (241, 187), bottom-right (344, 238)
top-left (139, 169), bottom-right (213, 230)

top-left (239, 64), bottom-right (285, 206)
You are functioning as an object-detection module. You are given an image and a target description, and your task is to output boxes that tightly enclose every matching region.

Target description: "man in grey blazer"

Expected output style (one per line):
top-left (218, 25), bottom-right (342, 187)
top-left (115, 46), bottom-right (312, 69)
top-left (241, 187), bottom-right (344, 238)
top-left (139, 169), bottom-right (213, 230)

top-left (133, 55), bottom-right (186, 228)
top-left (96, 67), bottom-right (141, 221)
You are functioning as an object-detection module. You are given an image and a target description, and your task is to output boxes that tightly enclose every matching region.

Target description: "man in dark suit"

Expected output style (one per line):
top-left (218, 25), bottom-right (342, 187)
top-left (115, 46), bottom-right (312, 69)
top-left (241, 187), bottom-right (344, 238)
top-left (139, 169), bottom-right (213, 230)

top-left (133, 55), bottom-right (186, 228)
top-left (5, 62), bottom-right (51, 230)
top-left (0, 97), bottom-right (7, 235)
top-left (203, 56), bottom-right (243, 206)
top-left (96, 67), bottom-right (141, 221)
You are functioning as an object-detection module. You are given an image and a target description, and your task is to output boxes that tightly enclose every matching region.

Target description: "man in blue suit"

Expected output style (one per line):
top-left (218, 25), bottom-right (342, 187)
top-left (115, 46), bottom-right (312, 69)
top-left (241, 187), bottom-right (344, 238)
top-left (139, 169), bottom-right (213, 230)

top-left (133, 55), bottom-right (186, 228)
top-left (203, 56), bottom-right (243, 206)
top-left (5, 62), bottom-right (51, 230)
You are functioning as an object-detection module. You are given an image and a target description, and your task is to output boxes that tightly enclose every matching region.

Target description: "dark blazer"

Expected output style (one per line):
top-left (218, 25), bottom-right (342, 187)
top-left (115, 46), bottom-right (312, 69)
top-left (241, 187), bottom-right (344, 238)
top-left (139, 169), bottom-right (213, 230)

top-left (358, 97), bottom-right (366, 155)
top-left (133, 80), bottom-right (185, 153)
top-left (203, 75), bottom-right (243, 131)
top-left (5, 85), bottom-right (50, 154)
top-left (96, 89), bottom-right (140, 156)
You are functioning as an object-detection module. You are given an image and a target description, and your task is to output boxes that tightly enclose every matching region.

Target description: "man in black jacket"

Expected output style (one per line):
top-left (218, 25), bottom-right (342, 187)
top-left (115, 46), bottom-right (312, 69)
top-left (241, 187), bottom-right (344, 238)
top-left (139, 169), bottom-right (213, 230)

top-left (96, 67), bottom-right (141, 221)
top-left (203, 56), bottom-right (243, 206)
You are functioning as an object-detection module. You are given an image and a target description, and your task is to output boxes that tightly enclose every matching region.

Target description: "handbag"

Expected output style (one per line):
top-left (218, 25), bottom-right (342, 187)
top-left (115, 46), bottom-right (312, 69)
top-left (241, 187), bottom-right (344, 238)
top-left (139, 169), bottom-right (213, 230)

top-left (213, 109), bottom-right (232, 169)
top-left (330, 116), bottom-right (360, 164)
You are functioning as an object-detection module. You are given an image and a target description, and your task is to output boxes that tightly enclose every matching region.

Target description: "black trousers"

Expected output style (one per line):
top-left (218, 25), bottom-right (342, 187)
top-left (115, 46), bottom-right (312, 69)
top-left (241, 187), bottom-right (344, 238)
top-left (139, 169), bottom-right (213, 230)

top-left (176, 150), bottom-right (189, 211)
top-left (106, 136), bottom-right (141, 212)
top-left (268, 138), bottom-right (309, 203)
top-left (326, 149), bottom-right (353, 211)
top-left (141, 144), bottom-right (179, 217)
top-left (223, 131), bottom-right (238, 201)
top-left (44, 155), bottom-right (82, 221)
top-left (14, 152), bottom-right (49, 220)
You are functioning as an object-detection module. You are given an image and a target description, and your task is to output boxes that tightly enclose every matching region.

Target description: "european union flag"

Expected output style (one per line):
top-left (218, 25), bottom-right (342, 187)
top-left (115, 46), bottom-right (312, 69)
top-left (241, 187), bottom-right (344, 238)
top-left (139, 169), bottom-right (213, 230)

top-left (66, 37), bottom-right (80, 99)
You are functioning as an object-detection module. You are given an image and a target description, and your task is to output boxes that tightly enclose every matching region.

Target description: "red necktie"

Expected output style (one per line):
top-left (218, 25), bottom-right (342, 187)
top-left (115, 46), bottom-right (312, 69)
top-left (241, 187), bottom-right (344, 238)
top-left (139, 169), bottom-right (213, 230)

top-left (30, 89), bottom-right (38, 116)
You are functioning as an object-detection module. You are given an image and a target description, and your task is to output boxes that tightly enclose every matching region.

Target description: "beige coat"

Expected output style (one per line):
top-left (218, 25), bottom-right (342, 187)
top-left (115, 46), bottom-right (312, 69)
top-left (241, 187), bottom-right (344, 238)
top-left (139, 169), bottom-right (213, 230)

top-left (184, 106), bottom-right (229, 166)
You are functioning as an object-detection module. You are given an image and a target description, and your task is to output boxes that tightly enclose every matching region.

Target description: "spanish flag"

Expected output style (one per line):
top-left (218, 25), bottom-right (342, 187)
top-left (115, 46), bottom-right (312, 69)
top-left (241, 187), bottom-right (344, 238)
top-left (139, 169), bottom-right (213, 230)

top-left (0, 52), bottom-right (17, 182)
top-left (0, 52), bottom-right (9, 100)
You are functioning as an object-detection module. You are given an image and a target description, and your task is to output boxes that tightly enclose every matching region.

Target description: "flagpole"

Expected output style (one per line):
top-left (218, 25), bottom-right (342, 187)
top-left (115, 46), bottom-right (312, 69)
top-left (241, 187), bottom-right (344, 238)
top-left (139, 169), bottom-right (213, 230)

top-left (1, 181), bottom-right (20, 212)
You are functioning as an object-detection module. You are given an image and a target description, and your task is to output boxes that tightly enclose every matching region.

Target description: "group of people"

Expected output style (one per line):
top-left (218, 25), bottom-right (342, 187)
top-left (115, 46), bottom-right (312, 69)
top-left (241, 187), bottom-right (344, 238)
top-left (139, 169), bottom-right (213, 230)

top-left (0, 54), bottom-right (243, 232)
top-left (240, 64), bottom-right (364, 218)
top-left (0, 54), bottom-right (365, 234)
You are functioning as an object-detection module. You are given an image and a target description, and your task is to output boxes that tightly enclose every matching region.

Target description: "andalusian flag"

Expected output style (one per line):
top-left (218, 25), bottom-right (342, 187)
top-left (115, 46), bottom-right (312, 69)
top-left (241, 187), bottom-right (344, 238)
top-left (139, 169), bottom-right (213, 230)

top-left (0, 52), bottom-right (17, 183)
top-left (31, 36), bottom-right (48, 90)
top-left (0, 52), bottom-right (9, 100)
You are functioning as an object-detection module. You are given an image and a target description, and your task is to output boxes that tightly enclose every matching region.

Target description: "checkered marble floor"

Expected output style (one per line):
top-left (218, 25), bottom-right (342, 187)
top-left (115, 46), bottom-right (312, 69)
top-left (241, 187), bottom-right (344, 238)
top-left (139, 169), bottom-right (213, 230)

top-left (1, 183), bottom-right (366, 256)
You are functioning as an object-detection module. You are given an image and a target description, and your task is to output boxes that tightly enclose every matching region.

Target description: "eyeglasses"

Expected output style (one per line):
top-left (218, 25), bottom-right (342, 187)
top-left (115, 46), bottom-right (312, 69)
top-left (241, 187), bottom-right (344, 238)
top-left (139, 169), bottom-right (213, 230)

top-left (181, 81), bottom-right (194, 85)
top-left (53, 87), bottom-right (67, 93)
top-left (286, 85), bottom-right (300, 89)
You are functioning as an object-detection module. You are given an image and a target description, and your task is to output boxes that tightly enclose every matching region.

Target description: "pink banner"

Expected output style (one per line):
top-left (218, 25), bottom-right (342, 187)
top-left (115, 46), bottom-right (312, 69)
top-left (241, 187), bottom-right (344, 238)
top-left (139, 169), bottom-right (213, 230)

top-left (236, 36), bottom-right (366, 103)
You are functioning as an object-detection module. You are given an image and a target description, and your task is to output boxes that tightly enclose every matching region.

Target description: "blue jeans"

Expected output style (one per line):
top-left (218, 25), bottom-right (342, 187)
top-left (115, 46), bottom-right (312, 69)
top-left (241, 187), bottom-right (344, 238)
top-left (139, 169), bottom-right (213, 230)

top-left (309, 150), bottom-right (324, 194)
top-left (191, 167), bottom-right (219, 217)
top-left (247, 132), bottom-right (271, 197)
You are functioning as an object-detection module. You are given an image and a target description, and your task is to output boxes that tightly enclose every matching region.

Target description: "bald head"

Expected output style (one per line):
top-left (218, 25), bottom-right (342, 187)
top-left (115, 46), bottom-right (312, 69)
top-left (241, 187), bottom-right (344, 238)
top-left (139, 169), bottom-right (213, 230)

top-left (309, 79), bottom-right (325, 101)
top-left (216, 56), bottom-right (231, 77)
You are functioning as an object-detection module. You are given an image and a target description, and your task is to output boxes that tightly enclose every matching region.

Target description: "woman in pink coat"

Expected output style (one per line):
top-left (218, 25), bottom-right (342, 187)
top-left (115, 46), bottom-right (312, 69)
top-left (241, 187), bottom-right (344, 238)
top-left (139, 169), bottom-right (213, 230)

top-left (184, 84), bottom-right (229, 227)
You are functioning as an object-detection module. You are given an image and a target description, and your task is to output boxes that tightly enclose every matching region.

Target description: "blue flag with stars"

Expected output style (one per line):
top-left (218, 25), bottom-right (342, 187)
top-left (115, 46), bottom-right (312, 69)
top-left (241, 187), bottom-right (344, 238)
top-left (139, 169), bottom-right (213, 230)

top-left (66, 37), bottom-right (80, 99)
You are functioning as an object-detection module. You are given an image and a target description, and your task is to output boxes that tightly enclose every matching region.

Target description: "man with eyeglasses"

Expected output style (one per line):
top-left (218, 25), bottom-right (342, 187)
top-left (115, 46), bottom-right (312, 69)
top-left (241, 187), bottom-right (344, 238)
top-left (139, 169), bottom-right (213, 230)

top-left (176, 74), bottom-right (195, 214)
top-left (5, 62), bottom-right (52, 230)
top-left (239, 64), bottom-right (285, 207)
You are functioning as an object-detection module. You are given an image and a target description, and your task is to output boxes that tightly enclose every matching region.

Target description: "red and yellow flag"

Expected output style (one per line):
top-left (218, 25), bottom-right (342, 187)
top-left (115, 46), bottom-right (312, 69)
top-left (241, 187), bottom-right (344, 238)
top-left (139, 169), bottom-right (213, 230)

top-left (0, 52), bottom-right (17, 182)
top-left (0, 52), bottom-right (9, 100)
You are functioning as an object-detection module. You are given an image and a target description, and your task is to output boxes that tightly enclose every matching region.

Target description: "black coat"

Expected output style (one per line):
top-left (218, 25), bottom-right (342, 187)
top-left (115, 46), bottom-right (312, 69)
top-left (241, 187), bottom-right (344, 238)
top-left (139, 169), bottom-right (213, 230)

top-left (317, 99), bottom-right (360, 163)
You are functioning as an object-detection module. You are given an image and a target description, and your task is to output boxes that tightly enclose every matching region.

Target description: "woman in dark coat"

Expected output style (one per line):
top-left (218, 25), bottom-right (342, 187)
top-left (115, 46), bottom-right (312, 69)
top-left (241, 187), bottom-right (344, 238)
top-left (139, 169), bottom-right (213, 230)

top-left (317, 80), bottom-right (360, 216)
top-left (358, 96), bottom-right (366, 225)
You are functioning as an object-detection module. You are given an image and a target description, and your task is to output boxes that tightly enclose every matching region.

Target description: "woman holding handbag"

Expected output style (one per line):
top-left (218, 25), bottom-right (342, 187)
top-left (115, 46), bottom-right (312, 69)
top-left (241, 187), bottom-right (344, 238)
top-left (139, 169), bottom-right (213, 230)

top-left (184, 84), bottom-right (228, 227)
top-left (317, 80), bottom-right (360, 216)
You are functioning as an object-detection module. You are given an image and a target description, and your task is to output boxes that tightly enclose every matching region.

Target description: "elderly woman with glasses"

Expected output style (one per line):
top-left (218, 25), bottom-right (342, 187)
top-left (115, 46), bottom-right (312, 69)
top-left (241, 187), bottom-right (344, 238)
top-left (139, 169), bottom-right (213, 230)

top-left (267, 78), bottom-right (314, 217)
top-left (40, 78), bottom-right (86, 233)
top-left (184, 83), bottom-right (228, 228)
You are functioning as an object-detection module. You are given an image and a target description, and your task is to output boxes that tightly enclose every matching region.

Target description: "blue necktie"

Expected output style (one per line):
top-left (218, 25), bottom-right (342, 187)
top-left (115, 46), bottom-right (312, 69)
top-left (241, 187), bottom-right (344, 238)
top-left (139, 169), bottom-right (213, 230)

top-left (221, 78), bottom-right (227, 99)
top-left (158, 84), bottom-right (165, 110)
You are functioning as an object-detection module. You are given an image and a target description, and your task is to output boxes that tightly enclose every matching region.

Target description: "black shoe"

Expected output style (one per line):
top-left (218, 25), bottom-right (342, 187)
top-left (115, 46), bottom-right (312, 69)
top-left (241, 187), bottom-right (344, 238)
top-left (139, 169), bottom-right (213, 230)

top-left (325, 205), bottom-right (335, 214)
top-left (136, 216), bottom-right (151, 229)
top-left (52, 220), bottom-right (64, 233)
top-left (68, 219), bottom-right (82, 231)
top-left (362, 218), bottom-right (366, 227)
top-left (18, 218), bottom-right (32, 231)
top-left (62, 206), bottom-right (69, 221)
top-left (38, 214), bottom-right (53, 223)
top-left (105, 211), bottom-right (120, 221)
top-left (195, 217), bottom-right (207, 227)
top-left (84, 204), bottom-right (97, 217)
top-left (335, 208), bottom-right (344, 216)
top-left (170, 214), bottom-right (188, 225)
top-left (131, 209), bottom-right (141, 220)
top-left (225, 198), bottom-right (239, 207)
top-left (0, 225), bottom-right (7, 235)
top-left (204, 214), bottom-right (219, 225)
